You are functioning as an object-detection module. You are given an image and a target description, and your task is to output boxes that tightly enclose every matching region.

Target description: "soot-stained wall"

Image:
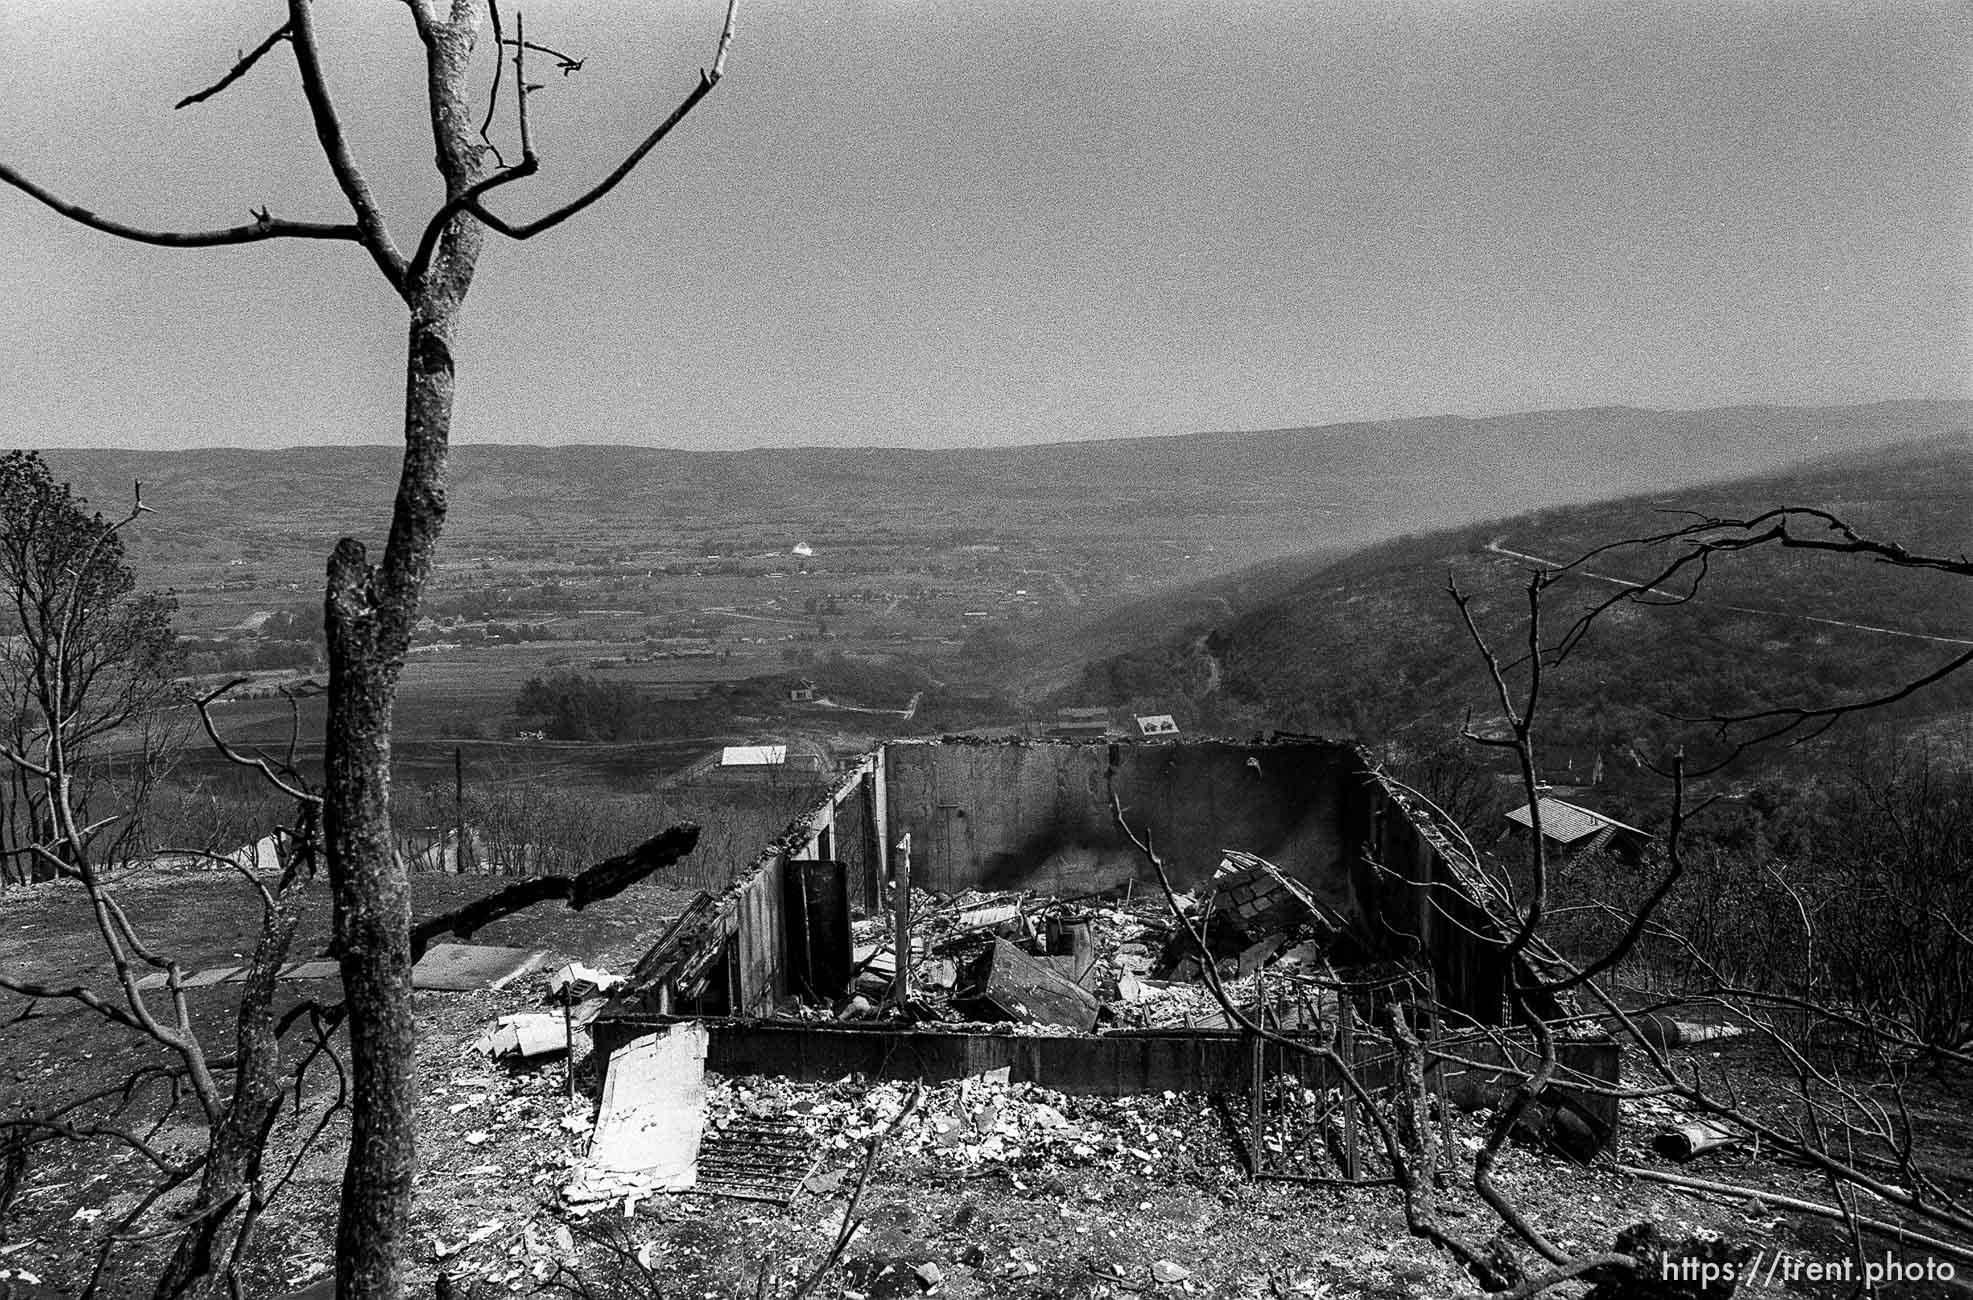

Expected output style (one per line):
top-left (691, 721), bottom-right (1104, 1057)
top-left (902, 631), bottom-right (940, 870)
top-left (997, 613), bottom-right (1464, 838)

top-left (605, 736), bottom-right (1521, 1029)
top-left (881, 739), bottom-right (1362, 916)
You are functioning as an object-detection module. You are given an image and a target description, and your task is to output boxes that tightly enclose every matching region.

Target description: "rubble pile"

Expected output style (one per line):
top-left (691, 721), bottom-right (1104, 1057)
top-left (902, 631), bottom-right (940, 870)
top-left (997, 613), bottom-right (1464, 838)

top-left (704, 1073), bottom-right (1230, 1181)
top-left (827, 852), bottom-right (1418, 1039)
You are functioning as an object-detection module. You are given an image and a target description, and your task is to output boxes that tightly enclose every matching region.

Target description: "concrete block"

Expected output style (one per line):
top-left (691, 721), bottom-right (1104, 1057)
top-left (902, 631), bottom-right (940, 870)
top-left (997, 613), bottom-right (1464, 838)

top-left (963, 939), bottom-right (1099, 1031)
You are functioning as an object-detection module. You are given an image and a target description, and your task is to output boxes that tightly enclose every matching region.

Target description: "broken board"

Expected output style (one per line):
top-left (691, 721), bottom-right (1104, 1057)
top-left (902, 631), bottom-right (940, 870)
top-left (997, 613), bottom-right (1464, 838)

top-left (585, 1021), bottom-right (709, 1189)
top-left (473, 1012), bottom-right (571, 1059)
top-left (963, 939), bottom-right (1099, 1031)
top-left (133, 966), bottom-right (238, 991)
top-left (410, 943), bottom-right (549, 992)
top-left (134, 958), bottom-right (344, 992)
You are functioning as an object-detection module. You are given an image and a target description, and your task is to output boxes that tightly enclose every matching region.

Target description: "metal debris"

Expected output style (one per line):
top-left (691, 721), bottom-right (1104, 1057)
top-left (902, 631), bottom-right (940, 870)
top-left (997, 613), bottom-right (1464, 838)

top-left (694, 1114), bottom-right (821, 1205)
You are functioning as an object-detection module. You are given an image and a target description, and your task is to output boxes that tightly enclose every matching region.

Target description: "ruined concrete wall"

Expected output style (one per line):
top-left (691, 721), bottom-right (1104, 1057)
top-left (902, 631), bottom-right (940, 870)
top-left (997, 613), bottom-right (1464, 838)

top-left (592, 1014), bottom-right (1618, 1141)
top-left (1346, 774), bottom-right (1512, 1025)
top-left (727, 760), bottom-right (885, 1012)
top-left (881, 739), bottom-right (1360, 912)
top-left (614, 739), bottom-right (1519, 1027)
top-left (783, 758), bottom-right (881, 913)
top-left (729, 857), bottom-right (786, 1017)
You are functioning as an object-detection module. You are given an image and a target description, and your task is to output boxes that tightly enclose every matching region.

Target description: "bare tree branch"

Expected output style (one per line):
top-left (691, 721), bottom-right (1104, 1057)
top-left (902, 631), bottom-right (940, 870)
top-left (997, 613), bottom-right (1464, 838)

top-left (478, 0), bottom-right (509, 165)
top-left (1449, 575), bottom-right (1551, 964)
top-left (1615, 1164), bottom-right (1973, 1270)
top-left (459, 0), bottom-right (738, 245)
top-left (3, 1115), bottom-right (195, 1179)
top-left (408, 823), bottom-right (700, 962)
top-left (406, 9), bottom-right (544, 287)
top-left (1514, 506), bottom-right (1973, 759)
top-left (176, 24), bottom-right (295, 110)
top-left (499, 37), bottom-right (584, 75)
top-left (0, 164), bottom-right (362, 248)
top-left (195, 679), bottom-right (319, 806)
top-left (285, 0), bottom-right (409, 291)
top-left (1683, 645), bottom-right (1973, 756)
top-left (0, 973), bottom-right (152, 1038)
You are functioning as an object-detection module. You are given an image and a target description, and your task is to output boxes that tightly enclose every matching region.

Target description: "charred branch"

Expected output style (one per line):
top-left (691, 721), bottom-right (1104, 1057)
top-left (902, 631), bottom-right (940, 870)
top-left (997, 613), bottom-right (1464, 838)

top-left (1679, 644), bottom-right (1973, 759)
top-left (408, 823), bottom-right (700, 962)
top-left (499, 38), bottom-right (584, 75)
top-left (1449, 575), bottom-right (1550, 964)
top-left (1615, 1164), bottom-right (1973, 1271)
top-left (478, 0), bottom-right (509, 164)
top-left (1513, 506), bottom-right (1973, 756)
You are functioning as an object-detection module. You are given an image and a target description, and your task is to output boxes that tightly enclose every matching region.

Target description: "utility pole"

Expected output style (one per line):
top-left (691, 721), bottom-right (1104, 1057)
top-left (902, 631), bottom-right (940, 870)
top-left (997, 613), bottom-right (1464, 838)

top-left (454, 746), bottom-right (469, 874)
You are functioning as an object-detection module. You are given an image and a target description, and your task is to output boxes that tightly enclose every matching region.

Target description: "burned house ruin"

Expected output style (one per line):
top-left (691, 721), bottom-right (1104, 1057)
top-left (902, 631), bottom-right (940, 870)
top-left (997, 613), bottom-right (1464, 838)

top-left (594, 736), bottom-right (1617, 1156)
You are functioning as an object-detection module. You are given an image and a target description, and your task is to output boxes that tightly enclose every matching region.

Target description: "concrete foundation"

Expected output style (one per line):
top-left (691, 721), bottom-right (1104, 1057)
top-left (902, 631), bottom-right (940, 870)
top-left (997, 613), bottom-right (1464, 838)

top-left (596, 736), bottom-right (1606, 1140)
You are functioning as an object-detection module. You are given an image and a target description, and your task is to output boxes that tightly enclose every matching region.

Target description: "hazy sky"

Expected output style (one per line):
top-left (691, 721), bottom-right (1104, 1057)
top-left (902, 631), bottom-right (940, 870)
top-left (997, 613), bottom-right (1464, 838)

top-left (4, 0), bottom-right (1968, 451)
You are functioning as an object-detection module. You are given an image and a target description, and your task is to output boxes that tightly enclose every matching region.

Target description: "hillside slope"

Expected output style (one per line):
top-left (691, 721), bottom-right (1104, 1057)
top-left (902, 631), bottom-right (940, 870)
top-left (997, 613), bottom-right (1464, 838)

top-left (1057, 432), bottom-right (1973, 785)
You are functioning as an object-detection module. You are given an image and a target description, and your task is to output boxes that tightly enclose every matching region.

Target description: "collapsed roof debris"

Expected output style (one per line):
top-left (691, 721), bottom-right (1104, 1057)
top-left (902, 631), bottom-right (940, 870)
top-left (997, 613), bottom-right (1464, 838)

top-left (602, 738), bottom-right (1517, 1023)
top-left (573, 738), bottom-right (1615, 1152)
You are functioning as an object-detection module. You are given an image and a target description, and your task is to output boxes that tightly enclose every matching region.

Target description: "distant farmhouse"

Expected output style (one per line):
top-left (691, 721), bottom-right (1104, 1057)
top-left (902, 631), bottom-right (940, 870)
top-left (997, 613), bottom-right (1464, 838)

top-left (1048, 707), bottom-right (1113, 740)
top-left (1504, 797), bottom-right (1651, 869)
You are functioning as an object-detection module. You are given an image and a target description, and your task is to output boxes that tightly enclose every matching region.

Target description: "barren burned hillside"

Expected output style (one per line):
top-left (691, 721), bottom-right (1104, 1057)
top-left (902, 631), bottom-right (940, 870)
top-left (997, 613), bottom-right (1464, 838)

top-left (1052, 432), bottom-right (1973, 786)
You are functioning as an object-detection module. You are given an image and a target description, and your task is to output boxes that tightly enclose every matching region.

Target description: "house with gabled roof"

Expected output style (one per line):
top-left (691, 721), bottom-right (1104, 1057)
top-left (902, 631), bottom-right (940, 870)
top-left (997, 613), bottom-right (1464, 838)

top-left (1503, 797), bottom-right (1651, 868)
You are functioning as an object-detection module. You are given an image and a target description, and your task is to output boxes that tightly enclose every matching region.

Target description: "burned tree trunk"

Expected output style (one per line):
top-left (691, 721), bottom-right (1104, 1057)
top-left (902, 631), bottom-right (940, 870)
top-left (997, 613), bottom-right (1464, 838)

top-left (2, 2), bottom-right (738, 1293)
top-left (152, 818), bottom-right (319, 1300)
top-left (323, 217), bottom-right (485, 1300)
top-left (320, 21), bottom-right (489, 1286)
top-left (322, 573), bottom-right (422, 1298)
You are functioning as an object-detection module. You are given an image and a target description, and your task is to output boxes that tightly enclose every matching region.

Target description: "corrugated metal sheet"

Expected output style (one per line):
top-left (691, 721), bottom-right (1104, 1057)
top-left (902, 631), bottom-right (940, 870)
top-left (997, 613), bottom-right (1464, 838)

top-left (722, 744), bottom-right (788, 767)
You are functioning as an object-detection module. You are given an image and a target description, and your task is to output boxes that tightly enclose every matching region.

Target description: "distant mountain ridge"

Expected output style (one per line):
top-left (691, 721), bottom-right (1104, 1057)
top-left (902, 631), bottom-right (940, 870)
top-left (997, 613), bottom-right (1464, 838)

top-left (35, 399), bottom-right (1972, 597)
